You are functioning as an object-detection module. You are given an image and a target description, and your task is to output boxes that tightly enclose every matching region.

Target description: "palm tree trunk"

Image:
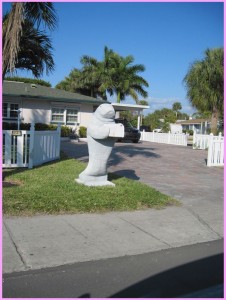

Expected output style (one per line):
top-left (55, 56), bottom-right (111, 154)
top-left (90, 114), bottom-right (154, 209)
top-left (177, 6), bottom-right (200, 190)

top-left (2, 3), bottom-right (24, 80)
top-left (211, 105), bottom-right (219, 135)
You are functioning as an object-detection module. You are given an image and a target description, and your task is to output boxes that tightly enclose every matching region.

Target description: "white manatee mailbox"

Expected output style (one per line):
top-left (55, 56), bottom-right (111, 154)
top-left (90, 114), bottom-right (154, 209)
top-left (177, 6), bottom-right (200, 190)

top-left (76, 104), bottom-right (124, 187)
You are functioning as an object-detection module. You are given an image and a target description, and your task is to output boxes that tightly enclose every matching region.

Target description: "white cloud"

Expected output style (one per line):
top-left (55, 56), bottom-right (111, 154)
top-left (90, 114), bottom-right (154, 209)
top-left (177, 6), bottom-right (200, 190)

top-left (145, 96), bottom-right (196, 116)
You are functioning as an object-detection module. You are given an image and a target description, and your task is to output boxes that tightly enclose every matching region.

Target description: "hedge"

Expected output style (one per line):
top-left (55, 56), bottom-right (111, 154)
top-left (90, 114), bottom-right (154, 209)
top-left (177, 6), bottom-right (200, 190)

top-left (2, 122), bottom-right (72, 137)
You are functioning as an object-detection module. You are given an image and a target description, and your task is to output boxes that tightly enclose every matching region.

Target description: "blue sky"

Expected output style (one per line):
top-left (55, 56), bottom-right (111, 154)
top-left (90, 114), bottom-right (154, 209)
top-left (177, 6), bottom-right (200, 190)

top-left (3, 2), bottom-right (224, 116)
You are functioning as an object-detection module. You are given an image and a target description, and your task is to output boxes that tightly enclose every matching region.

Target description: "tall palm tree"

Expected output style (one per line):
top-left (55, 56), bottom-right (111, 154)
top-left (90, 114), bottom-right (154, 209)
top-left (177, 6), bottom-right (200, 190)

top-left (172, 102), bottom-right (182, 117)
top-left (3, 2), bottom-right (57, 79)
top-left (183, 48), bottom-right (223, 134)
top-left (99, 49), bottom-right (149, 103)
top-left (56, 46), bottom-right (149, 103)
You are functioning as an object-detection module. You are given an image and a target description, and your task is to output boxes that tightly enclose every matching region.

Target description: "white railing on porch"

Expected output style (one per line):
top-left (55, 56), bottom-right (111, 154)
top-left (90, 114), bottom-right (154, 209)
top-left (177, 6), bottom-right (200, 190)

top-left (207, 134), bottom-right (224, 167)
top-left (3, 123), bottom-right (61, 169)
top-left (140, 131), bottom-right (188, 146)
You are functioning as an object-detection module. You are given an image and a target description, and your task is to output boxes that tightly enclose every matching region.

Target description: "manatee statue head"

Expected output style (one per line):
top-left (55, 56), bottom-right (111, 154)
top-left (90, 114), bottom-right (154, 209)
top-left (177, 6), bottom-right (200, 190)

top-left (94, 104), bottom-right (115, 123)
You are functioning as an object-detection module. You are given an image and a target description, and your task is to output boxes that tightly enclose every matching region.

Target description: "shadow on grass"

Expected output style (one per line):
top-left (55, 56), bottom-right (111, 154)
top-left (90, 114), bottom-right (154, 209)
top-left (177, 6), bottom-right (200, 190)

top-left (109, 169), bottom-right (140, 181)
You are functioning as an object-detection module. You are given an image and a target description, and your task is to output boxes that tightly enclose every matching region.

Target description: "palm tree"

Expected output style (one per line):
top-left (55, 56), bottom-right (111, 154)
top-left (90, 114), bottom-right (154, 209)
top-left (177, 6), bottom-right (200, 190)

top-left (56, 46), bottom-right (149, 103)
top-left (101, 52), bottom-right (149, 103)
top-left (3, 2), bottom-right (57, 79)
top-left (172, 102), bottom-right (182, 117)
top-left (183, 48), bottom-right (223, 135)
top-left (9, 18), bottom-right (55, 77)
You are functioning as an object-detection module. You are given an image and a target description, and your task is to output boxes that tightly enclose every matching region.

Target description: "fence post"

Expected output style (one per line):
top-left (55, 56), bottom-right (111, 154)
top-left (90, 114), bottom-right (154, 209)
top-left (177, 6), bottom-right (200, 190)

top-left (28, 122), bottom-right (35, 169)
top-left (141, 129), bottom-right (145, 141)
top-left (207, 133), bottom-right (214, 167)
top-left (193, 131), bottom-right (196, 149)
top-left (168, 131), bottom-right (171, 144)
top-left (56, 123), bottom-right (61, 158)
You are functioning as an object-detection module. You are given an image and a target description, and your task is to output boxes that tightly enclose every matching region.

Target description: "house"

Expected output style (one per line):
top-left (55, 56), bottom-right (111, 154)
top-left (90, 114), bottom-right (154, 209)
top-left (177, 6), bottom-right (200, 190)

top-left (3, 81), bottom-right (110, 133)
top-left (3, 81), bottom-right (149, 132)
top-left (176, 118), bottom-right (211, 134)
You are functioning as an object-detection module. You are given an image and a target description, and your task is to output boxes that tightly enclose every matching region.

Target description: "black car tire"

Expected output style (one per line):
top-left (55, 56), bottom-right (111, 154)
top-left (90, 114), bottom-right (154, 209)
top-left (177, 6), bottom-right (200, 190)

top-left (133, 140), bottom-right (139, 143)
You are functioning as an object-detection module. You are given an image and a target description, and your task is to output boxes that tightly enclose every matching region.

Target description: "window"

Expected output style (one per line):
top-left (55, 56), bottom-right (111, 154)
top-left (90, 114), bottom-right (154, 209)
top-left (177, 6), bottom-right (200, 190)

top-left (66, 109), bottom-right (78, 124)
top-left (10, 103), bottom-right (19, 118)
top-left (3, 103), bottom-right (19, 119)
top-left (51, 108), bottom-right (64, 123)
top-left (3, 103), bottom-right (8, 117)
top-left (51, 106), bottom-right (79, 125)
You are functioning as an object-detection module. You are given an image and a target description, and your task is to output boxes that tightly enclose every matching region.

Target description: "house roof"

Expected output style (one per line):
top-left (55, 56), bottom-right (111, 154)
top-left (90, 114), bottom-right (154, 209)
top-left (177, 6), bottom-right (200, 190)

top-left (112, 103), bottom-right (149, 112)
top-left (176, 118), bottom-right (211, 125)
top-left (3, 81), bottom-right (108, 105)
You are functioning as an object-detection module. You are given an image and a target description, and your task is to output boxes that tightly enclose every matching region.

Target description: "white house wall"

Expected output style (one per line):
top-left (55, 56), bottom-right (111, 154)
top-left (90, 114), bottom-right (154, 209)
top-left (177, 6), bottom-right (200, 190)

top-left (3, 95), bottom-right (99, 128)
top-left (79, 104), bottom-right (94, 127)
top-left (22, 99), bottom-right (51, 124)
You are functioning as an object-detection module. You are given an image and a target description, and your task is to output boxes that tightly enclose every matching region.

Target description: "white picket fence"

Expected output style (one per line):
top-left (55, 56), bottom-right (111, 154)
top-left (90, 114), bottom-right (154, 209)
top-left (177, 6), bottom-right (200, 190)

top-left (3, 123), bottom-right (61, 169)
top-left (207, 134), bottom-right (224, 167)
top-left (193, 132), bottom-right (210, 149)
top-left (140, 131), bottom-right (188, 146)
top-left (192, 132), bottom-right (224, 166)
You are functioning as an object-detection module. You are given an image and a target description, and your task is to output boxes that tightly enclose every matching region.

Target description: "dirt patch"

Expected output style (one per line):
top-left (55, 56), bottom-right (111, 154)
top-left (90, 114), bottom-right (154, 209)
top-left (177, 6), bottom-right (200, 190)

top-left (3, 180), bottom-right (23, 187)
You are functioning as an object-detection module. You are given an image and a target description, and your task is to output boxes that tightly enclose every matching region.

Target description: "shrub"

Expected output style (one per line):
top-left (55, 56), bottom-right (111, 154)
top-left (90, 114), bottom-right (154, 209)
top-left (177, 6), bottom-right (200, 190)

top-left (183, 129), bottom-right (193, 135)
top-left (61, 125), bottom-right (72, 137)
top-left (3, 122), bottom-right (18, 130)
top-left (79, 126), bottom-right (87, 137)
top-left (3, 122), bottom-right (71, 137)
top-left (35, 123), bottom-right (56, 131)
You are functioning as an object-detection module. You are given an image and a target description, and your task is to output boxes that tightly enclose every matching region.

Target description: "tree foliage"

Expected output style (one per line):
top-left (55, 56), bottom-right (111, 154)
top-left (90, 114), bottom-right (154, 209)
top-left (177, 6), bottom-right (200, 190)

top-left (3, 2), bottom-right (57, 79)
top-left (183, 48), bottom-right (223, 134)
top-left (143, 106), bottom-right (189, 132)
top-left (56, 46), bottom-right (149, 102)
top-left (4, 76), bottom-right (51, 87)
top-left (172, 102), bottom-right (182, 116)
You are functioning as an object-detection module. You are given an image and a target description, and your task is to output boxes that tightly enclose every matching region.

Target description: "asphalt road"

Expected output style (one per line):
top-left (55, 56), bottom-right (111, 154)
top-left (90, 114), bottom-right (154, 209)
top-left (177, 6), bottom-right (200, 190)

top-left (3, 239), bottom-right (223, 298)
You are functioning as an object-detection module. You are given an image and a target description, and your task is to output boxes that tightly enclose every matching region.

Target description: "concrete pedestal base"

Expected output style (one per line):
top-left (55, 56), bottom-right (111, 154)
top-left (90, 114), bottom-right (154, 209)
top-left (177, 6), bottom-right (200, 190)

top-left (75, 178), bottom-right (115, 187)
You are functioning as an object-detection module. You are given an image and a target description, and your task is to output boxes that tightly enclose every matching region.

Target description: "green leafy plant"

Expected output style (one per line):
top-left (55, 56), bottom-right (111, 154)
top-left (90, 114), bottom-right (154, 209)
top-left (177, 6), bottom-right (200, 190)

top-left (79, 126), bottom-right (87, 138)
top-left (3, 122), bottom-right (71, 137)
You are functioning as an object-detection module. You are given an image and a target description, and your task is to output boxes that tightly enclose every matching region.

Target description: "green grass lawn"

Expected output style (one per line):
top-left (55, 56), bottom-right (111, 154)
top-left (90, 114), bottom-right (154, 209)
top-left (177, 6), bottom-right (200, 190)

top-left (3, 154), bottom-right (179, 216)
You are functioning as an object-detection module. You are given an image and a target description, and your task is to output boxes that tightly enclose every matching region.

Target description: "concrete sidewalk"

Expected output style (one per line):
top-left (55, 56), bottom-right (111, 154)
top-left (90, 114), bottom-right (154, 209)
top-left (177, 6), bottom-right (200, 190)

top-left (3, 141), bottom-right (224, 274)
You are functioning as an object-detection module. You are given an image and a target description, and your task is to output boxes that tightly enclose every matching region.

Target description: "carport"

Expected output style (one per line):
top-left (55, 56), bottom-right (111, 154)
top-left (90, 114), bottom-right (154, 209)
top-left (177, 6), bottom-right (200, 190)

top-left (111, 103), bottom-right (150, 130)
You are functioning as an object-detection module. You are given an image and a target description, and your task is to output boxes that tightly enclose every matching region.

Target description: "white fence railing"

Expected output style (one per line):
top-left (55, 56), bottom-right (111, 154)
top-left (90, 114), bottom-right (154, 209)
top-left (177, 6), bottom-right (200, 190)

top-left (140, 131), bottom-right (188, 146)
top-left (3, 123), bottom-right (61, 169)
top-left (207, 134), bottom-right (224, 167)
top-left (193, 132), bottom-right (211, 149)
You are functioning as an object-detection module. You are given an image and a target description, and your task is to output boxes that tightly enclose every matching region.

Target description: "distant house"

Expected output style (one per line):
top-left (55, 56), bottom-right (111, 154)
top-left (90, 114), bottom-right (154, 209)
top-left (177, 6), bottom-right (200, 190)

top-left (3, 81), bottom-right (149, 131)
top-left (3, 81), bottom-right (108, 132)
top-left (176, 118), bottom-right (211, 134)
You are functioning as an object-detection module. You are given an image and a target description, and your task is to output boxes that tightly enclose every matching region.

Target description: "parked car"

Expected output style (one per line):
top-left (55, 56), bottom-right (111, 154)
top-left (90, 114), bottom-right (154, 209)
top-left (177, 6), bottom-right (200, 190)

top-left (140, 125), bottom-right (151, 132)
top-left (115, 118), bottom-right (141, 143)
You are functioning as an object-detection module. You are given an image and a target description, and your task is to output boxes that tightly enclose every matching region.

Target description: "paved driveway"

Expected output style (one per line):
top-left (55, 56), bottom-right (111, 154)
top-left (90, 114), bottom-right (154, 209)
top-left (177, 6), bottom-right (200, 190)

top-left (61, 140), bottom-right (224, 237)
